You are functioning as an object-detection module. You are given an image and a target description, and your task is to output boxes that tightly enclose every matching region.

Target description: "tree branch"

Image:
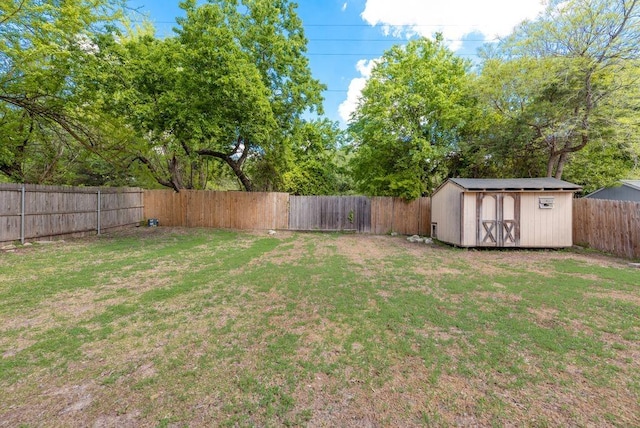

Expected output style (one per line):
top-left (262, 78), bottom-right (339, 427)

top-left (134, 155), bottom-right (177, 190)
top-left (0, 0), bottom-right (27, 25)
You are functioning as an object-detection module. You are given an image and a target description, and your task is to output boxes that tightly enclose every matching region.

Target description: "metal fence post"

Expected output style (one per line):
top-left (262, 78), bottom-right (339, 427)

top-left (20, 184), bottom-right (25, 244)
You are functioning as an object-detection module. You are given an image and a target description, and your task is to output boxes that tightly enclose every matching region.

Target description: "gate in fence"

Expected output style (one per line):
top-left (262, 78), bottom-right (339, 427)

top-left (288, 196), bottom-right (371, 232)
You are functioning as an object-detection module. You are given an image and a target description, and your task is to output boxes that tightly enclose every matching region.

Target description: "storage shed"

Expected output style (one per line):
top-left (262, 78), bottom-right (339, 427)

top-left (431, 178), bottom-right (582, 248)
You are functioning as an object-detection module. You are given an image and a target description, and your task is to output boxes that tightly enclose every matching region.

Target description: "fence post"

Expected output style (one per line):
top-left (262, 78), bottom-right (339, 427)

top-left (20, 184), bottom-right (25, 244)
top-left (97, 189), bottom-right (101, 235)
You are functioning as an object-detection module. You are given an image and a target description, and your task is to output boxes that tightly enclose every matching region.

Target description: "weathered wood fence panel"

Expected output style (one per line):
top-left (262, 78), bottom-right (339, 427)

top-left (0, 185), bottom-right (22, 243)
top-left (100, 190), bottom-right (146, 230)
top-left (144, 190), bottom-right (289, 230)
top-left (5, 186), bottom-right (640, 258)
top-left (573, 198), bottom-right (640, 259)
top-left (371, 197), bottom-right (431, 236)
top-left (0, 184), bottom-right (144, 244)
top-left (144, 190), bottom-right (433, 236)
top-left (289, 196), bottom-right (371, 232)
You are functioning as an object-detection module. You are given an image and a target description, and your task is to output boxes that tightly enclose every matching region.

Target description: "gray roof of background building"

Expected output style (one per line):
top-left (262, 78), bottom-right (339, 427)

top-left (448, 177), bottom-right (582, 191)
top-left (585, 180), bottom-right (640, 201)
top-left (621, 180), bottom-right (640, 191)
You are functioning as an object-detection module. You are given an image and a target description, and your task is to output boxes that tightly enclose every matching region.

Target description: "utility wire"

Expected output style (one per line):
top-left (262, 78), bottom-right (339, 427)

top-left (308, 38), bottom-right (494, 42)
top-left (307, 52), bottom-right (479, 56)
top-left (131, 20), bottom-right (487, 28)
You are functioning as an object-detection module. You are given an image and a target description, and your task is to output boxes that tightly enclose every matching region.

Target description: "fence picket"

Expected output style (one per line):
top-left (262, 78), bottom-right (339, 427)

top-left (0, 184), bottom-right (143, 243)
top-left (4, 186), bottom-right (636, 259)
top-left (288, 195), bottom-right (370, 232)
top-left (573, 198), bottom-right (640, 259)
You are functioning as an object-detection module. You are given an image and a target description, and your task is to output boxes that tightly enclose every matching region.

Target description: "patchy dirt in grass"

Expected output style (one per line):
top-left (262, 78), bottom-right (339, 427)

top-left (92, 410), bottom-right (142, 428)
top-left (1, 228), bottom-right (638, 427)
top-left (49, 382), bottom-right (95, 415)
top-left (528, 307), bottom-right (559, 328)
top-left (1, 337), bottom-right (34, 359)
top-left (334, 234), bottom-right (391, 262)
top-left (0, 311), bottom-right (56, 332)
top-left (586, 290), bottom-right (640, 305)
top-left (453, 247), bottom-right (627, 278)
top-left (1, 262), bottom-right (183, 335)
top-left (247, 231), bottom-right (307, 267)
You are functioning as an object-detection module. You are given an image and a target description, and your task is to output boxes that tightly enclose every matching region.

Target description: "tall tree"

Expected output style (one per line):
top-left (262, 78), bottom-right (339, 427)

top-left (0, 0), bottom-right (126, 183)
top-left (473, 0), bottom-right (640, 180)
top-left (348, 37), bottom-right (473, 199)
top-left (100, 0), bottom-right (325, 192)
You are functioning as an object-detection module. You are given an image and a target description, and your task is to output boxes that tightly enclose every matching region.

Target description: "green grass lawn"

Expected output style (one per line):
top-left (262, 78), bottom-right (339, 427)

top-left (0, 228), bottom-right (638, 426)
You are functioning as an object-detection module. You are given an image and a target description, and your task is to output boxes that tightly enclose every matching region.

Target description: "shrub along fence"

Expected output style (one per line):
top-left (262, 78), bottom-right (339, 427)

top-left (573, 198), bottom-right (640, 259)
top-left (144, 190), bottom-right (431, 236)
top-left (0, 184), bottom-right (144, 244)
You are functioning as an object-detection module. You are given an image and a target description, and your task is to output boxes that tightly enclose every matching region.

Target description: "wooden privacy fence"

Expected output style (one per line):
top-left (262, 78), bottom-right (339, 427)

top-left (5, 186), bottom-right (638, 258)
top-left (370, 196), bottom-right (431, 235)
top-left (145, 190), bottom-right (431, 236)
top-left (0, 184), bottom-right (144, 244)
top-left (289, 196), bottom-right (371, 232)
top-left (573, 198), bottom-right (640, 259)
top-left (144, 190), bottom-right (289, 230)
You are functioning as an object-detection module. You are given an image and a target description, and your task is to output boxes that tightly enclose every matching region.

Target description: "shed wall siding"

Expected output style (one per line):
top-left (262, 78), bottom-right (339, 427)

top-left (431, 182), bottom-right (462, 245)
top-left (461, 193), bottom-right (477, 246)
top-left (432, 178), bottom-right (577, 248)
top-left (519, 192), bottom-right (573, 247)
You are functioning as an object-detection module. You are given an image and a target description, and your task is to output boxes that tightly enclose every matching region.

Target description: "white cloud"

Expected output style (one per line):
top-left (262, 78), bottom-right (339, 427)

top-left (338, 59), bottom-right (380, 123)
top-left (355, 58), bottom-right (377, 78)
top-left (338, 0), bottom-right (548, 124)
top-left (342, 2), bottom-right (348, 12)
top-left (361, 0), bottom-right (548, 46)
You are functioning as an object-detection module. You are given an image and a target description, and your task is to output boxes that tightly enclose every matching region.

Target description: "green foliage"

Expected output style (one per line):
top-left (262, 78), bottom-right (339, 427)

top-left (3, 0), bottom-right (638, 192)
top-left (96, 0), bottom-right (325, 192)
top-left (348, 37), bottom-right (473, 199)
top-left (1, 0), bottom-right (331, 191)
top-left (0, 0), bottom-right (128, 184)
top-left (98, 27), bottom-right (276, 190)
top-left (463, 0), bottom-right (640, 186)
top-left (563, 141), bottom-right (634, 194)
top-left (277, 119), bottom-right (351, 195)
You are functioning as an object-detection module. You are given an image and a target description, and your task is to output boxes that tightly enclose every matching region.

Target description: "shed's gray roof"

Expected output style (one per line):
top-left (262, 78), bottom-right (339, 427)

top-left (448, 177), bottom-right (582, 191)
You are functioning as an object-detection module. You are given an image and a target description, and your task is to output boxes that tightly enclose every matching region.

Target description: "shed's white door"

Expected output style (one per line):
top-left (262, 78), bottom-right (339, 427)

top-left (476, 193), bottom-right (520, 247)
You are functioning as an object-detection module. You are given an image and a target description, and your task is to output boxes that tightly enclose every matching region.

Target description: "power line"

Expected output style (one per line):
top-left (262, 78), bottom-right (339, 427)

top-left (307, 52), bottom-right (479, 56)
top-left (309, 38), bottom-right (493, 42)
top-left (305, 23), bottom-right (485, 27)
top-left (127, 20), bottom-right (494, 42)
top-left (130, 20), bottom-right (487, 27)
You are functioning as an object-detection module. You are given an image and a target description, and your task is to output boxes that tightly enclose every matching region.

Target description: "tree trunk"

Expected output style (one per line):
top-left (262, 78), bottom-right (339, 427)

top-left (196, 147), bottom-right (254, 192)
top-left (134, 155), bottom-right (182, 192)
top-left (554, 152), bottom-right (568, 179)
top-left (224, 157), bottom-right (254, 191)
top-left (546, 152), bottom-right (559, 177)
top-left (168, 155), bottom-right (185, 192)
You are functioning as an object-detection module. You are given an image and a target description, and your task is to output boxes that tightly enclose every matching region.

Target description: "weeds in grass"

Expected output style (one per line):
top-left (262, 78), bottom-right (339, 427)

top-left (0, 229), bottom-right (638, 426)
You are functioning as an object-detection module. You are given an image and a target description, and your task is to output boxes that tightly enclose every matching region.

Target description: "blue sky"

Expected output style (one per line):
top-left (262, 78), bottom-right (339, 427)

top-left (126, 0), bottom-right (547, 126)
